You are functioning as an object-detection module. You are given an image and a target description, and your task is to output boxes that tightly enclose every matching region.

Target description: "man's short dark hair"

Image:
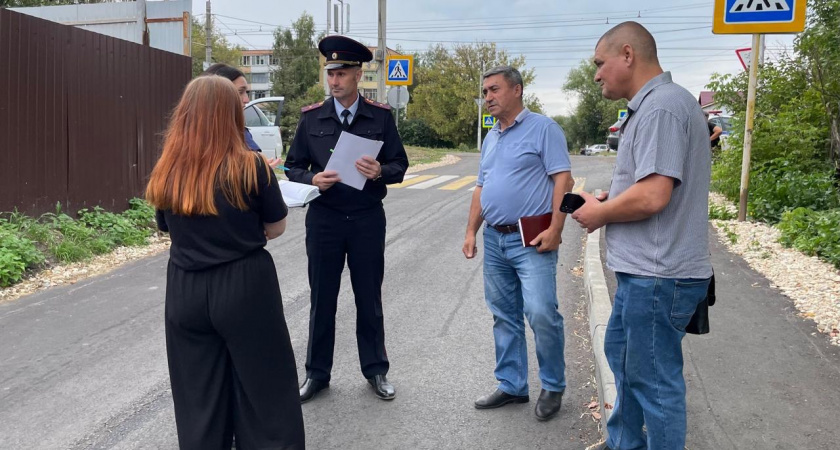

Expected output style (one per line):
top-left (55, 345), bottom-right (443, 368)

top-left (482, 65), bottom-right (524, 96)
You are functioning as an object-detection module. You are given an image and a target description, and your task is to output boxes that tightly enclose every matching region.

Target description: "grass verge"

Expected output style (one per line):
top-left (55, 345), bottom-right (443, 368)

top-left (0, 199), bottom-right (158, 288)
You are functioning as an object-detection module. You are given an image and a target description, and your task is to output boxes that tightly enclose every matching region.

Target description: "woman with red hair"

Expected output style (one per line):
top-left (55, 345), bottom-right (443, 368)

top-left (146, 75), bottom-right (304, 449)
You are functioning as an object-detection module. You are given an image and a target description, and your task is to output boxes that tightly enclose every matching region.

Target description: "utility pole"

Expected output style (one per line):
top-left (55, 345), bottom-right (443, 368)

top-left (324, 0), bottom-right (331, 97)
top-left (476, 62), bottom-right (484, 151)
top-left (326, 0), bottom-right (331, 36)
top-left (376, 0), bottom-right (386, 104)
top-left (204, 1), bottom-right (211, 69)
top-left (738, 33), bottom-right (762, 221)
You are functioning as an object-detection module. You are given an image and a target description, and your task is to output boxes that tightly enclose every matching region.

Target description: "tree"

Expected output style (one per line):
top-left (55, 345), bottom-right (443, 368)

top-left (280, 83), bottom-right (326, 154)
top-left (797, 0), bottom-right (840, 174)
top-left (270, 12), bottom-right (323, 148)
top-left (190, 18), bottom-right (243, 78)
top-left (562, 60), bottom-right (627, 150)
top-left (410, 42), bottom-right (540, 148)
top-left (270, 13), bottom-right (322, 100)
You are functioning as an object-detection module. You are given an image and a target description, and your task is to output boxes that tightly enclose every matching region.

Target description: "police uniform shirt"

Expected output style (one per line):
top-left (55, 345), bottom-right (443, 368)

top-left (285, 94), bottom-right (409, 214)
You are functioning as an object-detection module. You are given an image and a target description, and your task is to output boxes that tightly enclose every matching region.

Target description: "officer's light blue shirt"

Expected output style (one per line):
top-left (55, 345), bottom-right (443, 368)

top-left (477, 108), bottom-right (571, 226)
top-left (334, 96), bottom-right (360, 124)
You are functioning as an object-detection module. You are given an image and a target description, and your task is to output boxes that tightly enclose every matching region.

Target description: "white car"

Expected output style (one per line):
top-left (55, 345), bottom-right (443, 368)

top-left (585, 144), bottom-right (609, 155)
top-left (244, 97), bottom-right (285, 159)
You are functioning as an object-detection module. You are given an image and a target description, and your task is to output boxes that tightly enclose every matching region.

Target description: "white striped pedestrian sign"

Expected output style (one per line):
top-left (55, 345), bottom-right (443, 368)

top-left (386, 55), bottom-right (413, 86)
top-left (713, 0), bottom-right (806, 34)
top-left (482, 114), bottom-right (496, 128)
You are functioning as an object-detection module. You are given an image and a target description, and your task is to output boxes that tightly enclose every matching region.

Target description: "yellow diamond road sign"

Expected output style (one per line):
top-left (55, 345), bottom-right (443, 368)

top-left (713, 0), bottom-right (807, 34)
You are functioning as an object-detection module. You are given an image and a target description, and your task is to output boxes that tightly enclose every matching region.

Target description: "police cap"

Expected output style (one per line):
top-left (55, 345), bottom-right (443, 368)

top-left (318, 35), bottom-right (373, 70)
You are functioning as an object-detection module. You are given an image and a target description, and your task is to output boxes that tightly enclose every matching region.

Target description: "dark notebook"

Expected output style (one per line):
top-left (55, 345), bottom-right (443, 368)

top-left (518, 213), bottom-right (552, 247)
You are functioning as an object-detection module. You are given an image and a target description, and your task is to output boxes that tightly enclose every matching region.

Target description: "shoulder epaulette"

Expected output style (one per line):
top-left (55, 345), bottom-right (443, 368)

top-left (364, 97), bottom-right (391, 110)
top-left (301, 101), bottom-right (324, 113)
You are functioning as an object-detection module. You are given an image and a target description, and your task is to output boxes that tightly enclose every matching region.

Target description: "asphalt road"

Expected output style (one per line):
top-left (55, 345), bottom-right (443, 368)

top-left (0, 154), bottom-right (618, 450)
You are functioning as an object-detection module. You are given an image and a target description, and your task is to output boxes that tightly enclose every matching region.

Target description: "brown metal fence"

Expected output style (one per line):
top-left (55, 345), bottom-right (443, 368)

top-left (0, 9), bottom-right (191, 216)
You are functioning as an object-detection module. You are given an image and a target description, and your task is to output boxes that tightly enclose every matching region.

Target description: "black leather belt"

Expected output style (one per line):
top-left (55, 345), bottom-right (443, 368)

top-left (490, 223), bottom-right (519, 234)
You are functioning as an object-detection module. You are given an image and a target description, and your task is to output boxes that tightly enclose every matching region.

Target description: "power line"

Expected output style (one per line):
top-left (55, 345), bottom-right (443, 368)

top-left (214, 16), bottom-right (258, 50)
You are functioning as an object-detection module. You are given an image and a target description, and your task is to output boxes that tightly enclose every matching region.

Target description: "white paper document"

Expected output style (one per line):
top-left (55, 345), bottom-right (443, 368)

top-left (278, 180), bottom-right (320, 208)
top-left (324, 131), bottom-right (384, 190)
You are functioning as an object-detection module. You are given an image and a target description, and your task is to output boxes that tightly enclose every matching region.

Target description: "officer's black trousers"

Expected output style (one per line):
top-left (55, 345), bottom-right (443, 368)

top-left (165, 249), bottom-right (305, 450)
top-left (304, 205), bottom-right (389, 381)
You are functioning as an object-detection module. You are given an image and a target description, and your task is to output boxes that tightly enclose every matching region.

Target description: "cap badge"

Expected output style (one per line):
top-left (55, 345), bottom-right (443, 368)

top-left (332, 52), bottom-right (338, 59)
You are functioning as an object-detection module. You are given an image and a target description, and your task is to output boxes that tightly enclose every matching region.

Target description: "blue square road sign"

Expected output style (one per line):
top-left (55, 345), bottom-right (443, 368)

top-left (724, 0), bottom-right (794, 24)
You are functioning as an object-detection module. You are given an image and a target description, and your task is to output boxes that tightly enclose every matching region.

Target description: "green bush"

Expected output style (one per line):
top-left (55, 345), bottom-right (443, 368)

top-left (747, 159), bottom-right (840, 223)
top-left (0, 227), bottom-right (45, 287)
top-left (709, 203), bottom-right (736, 221)
top-left (778, 208), bottom-right (840, 269)
top-left (713, 154), bottom-right (840, 223)
top-left (79, 206), bottom-right (152, 247)
top-left (0, 199), bottom-right (160, 287)
top-left (398, 118), bottom-right (453, 149)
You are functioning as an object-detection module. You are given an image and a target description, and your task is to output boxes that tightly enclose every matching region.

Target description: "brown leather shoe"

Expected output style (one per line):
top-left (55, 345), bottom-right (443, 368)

top-left (367, 374), bottom-right (395, 400)
top-left (474, 388), bottom-right (529, 409)
top-left (534, 389), bottom-right (563, 421)
top-left (299, 378), bottom-right (329, 404)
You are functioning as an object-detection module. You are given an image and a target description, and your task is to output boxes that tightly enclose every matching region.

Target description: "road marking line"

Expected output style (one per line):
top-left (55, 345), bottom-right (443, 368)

top-left (407, 175), bottom-right (459, 189)
top-left (389, 175), bottom-right (436, 188)
top-left (469, 186), bottom-right (476, 191)
top-left (439, 175), bottom-right (478, 190)
top-left (573, 177), bottom-right (586, 193)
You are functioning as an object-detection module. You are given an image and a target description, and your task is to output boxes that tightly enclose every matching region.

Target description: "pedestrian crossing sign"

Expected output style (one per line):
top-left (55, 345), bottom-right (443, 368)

top-left (618, 109), bottom-right (628, 120)
top-left (713, 0), bottom-right (806, 34)
top-left (482, 114), bottom-right (496, 128)
top-left (386, 55), bottom-right (413, 86)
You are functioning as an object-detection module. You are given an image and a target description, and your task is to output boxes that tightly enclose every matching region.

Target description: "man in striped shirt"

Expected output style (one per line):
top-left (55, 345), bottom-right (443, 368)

top-left (572, 22), bottom-right (713, 450)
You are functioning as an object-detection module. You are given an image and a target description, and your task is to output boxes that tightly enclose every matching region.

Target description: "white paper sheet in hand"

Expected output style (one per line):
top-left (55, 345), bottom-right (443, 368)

top-left (324, 131), bottom-right (384, 190)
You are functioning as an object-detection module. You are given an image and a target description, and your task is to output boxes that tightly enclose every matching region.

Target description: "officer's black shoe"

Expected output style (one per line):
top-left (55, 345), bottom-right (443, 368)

top-left (474, 388), bottom-right (529, 409)
top-left (534, 388), bottom-right (564, 421)
top-left (299, 378), bottom-right (329, 404)
top-left (367, 374), bottom-right (395, 400)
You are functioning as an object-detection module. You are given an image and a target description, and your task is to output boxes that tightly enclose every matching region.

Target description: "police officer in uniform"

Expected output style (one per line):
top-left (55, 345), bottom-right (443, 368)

top-left (286, 35), bottom-right (409, 403)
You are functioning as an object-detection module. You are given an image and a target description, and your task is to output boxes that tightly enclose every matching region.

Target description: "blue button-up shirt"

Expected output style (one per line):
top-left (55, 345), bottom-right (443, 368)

top-left (477, 108), bottom-right (571, 226)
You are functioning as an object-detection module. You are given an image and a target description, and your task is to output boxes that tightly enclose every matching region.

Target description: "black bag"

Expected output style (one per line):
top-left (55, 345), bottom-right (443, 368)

top-left (686, 273), bottom-right (715, 335)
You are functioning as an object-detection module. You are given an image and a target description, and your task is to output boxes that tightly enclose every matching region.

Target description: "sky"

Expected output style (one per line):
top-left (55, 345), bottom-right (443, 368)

top-left (194, 0), bottom-right (799, 117)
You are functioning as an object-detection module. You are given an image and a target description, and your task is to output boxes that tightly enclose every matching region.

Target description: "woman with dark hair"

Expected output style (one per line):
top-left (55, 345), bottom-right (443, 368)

top-left (202, 63), bottom-right (283, 169)
top-left (146, 75), bottom-right (304, 449)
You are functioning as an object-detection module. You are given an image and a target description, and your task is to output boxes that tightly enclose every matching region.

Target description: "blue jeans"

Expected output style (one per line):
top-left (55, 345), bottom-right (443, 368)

top-left (605, 273), bottom-right (711, 450)
top-left (482, 226), bottom-right (566, 396)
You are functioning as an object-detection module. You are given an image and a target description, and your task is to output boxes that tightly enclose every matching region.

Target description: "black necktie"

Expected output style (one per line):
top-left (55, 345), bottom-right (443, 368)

top-left (341, 110), bottom-right (351, 130)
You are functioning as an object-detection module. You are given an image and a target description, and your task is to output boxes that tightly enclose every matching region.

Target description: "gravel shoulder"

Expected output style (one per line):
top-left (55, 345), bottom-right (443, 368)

top-left (709, 192), bottom-right (840, 345)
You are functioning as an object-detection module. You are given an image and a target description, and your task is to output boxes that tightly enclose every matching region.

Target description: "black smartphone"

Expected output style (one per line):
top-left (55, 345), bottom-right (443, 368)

top-left (559, 192), bottom-right (585, 213)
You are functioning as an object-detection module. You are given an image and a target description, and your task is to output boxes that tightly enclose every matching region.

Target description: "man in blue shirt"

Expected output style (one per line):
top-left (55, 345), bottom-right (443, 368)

top-left (463, 65), bottom-right (574, 421)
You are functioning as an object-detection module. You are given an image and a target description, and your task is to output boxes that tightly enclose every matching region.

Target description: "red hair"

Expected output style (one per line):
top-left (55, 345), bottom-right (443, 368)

top-left (146, 76), bottom-right (268, 215)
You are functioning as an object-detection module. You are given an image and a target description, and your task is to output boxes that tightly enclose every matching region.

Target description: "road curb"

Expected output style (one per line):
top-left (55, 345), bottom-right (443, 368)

top-left (583, 229), bottom-right (616, 440)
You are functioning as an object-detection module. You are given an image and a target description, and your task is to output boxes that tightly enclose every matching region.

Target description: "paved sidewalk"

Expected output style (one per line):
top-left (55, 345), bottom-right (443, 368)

top-left (586, 225), bottom-right (840, 449)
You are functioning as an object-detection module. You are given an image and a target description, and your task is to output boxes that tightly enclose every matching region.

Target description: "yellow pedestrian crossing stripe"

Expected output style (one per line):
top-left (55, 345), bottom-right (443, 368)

top-left (389, 174), bottom-right (588, 194)
top-left (572, 177), bottom-right (585, 193)
top-left (439, 176), bottom-right (478, 191)
top-left (388, 175), bottom-right (436, 188)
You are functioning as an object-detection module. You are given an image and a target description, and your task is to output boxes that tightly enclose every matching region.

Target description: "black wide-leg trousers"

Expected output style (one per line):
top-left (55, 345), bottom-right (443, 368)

top-left (165, 249), bottom-right (305, 450)
top-left (304, 205), bottom-right (389, 382)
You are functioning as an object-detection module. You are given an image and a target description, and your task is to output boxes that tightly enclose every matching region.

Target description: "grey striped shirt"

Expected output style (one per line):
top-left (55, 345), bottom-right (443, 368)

top-left (605, 72), bottom-right (712, 279)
